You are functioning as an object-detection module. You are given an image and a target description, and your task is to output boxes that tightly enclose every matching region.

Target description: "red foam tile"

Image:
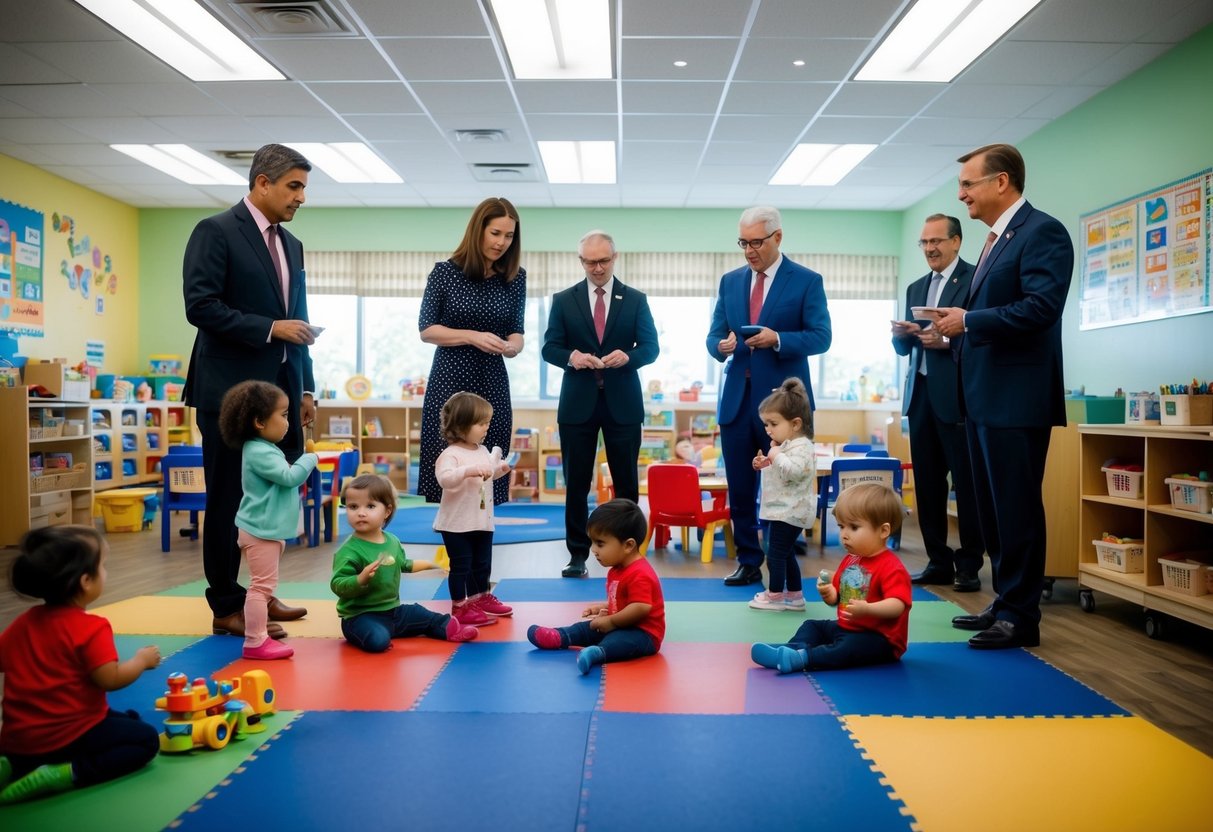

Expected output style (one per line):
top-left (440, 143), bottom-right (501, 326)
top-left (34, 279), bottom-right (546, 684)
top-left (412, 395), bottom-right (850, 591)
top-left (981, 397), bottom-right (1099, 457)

top-left (219, 637), bottom-right (457, 711)
top-left (602, 642), bottom-right (752, 714)
top-left (418, 601), bottom-right (592, 643)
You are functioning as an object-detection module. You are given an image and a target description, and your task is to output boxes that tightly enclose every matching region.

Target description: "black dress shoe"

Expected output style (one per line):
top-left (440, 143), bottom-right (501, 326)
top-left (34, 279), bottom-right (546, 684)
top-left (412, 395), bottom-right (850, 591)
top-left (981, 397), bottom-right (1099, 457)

top-left (968, 620), bottom-right (1040, 650)
top-left (724, 564), bottom-right (763, 586)
top-left (910, 565), bottom-right (955, 585)
top-left (951, 607), bottom-right (996, 631)
top-left (952, 571), bottom-right (981, 592)
top-left (562, 560), bottom-right (589, 578)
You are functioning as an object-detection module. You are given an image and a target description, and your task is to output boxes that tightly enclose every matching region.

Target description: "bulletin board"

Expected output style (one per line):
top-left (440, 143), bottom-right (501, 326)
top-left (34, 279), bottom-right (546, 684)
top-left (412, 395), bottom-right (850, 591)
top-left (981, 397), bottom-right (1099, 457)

top-left (1078, 168), bottom-right (1212, 330)
top-left (0, 198), bottom-right (45, 336)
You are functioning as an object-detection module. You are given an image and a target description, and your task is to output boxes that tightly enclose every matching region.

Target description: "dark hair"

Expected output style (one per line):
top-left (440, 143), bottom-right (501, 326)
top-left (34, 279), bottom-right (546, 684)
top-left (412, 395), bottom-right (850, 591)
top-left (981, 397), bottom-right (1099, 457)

top-left (832, 482), bottom-right (904, 536)
top-left (11, 525), bottom-right (105, 605)
top-left (219, 380), bottom-right (287, 450)
top-left (441, 391), bottom-right (493, 444)
top-left (924, 213), bottom-right (963, 241)
top-left (957, 143), bottom-right (1025, 194)
top-left (758, 377), bottom-right (814, 439)
top-left (342, 474), bottom-right (397, 527)
top-left (451, 197), bottom-right (522, 282)
top-left (587, 499), bottom-right (648, 547)
top-left (249, 143), bottom-right (312, 190)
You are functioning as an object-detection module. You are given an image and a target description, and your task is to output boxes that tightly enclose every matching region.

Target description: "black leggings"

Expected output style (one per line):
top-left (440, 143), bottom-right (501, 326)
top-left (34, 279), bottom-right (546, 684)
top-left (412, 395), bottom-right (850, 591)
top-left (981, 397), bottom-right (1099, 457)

top-left (5, 708), bottom-right (159, 787)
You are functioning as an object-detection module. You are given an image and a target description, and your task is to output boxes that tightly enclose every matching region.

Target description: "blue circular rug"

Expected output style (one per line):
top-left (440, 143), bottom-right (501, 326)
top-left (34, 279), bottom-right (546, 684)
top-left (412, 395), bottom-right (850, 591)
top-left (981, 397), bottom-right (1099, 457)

top-left (338, 502), bottom-right (567, 545)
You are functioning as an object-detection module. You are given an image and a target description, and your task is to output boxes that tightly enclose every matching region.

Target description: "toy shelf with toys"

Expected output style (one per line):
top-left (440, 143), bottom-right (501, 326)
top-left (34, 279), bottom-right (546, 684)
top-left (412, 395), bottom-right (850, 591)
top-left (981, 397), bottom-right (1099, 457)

top-left (90, 401), bottom-right (192, 489)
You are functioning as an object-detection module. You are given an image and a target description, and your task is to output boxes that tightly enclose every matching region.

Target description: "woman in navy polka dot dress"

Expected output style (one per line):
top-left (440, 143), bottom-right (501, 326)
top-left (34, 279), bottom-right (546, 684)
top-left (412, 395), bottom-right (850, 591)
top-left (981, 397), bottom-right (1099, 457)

top-left (418, 198), bottom-right (526, 505)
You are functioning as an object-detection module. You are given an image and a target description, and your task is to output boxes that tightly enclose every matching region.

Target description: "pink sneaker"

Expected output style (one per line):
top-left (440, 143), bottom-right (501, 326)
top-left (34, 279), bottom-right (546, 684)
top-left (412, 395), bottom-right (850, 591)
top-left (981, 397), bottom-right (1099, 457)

top-left (243, 638), bottom-right (294, 660)
top-left (474, 592), bottom-right (513, 618)
top-left (453, 601), bottom-right (497, 627)
top-left (445, 616), bottom-right (479, 642)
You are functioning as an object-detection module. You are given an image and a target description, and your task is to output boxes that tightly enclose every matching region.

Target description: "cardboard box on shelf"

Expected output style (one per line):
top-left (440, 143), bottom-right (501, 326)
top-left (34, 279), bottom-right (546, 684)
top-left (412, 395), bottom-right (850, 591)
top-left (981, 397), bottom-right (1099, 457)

top-left (25, 361), bottom-right (90, 401)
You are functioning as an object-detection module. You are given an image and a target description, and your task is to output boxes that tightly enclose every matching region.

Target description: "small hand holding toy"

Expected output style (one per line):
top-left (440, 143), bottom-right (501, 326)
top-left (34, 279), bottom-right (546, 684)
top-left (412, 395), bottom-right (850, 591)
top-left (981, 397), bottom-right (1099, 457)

top-left (817, 569), bottom-right (832, 586)
top-left (359, 556), bottom-right (386, 585)
top-left (490, 445), bottom-right (510, 476)
top-left (433, 546), bottom-right (450, 571)
top-left (752, 449), bottom-right (771, 471)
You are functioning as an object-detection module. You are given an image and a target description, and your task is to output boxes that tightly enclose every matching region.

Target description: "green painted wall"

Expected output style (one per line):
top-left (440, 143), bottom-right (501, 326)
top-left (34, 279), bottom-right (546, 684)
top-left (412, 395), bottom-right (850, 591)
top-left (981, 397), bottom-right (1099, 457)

top-left (898, 22), bottom-right (1213, 396)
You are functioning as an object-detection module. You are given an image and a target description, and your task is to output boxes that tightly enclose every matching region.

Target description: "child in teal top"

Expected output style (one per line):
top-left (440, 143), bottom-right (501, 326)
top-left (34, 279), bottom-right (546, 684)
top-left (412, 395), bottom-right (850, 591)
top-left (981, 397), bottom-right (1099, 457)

top-left (330, 474), bottom-right (478, 652)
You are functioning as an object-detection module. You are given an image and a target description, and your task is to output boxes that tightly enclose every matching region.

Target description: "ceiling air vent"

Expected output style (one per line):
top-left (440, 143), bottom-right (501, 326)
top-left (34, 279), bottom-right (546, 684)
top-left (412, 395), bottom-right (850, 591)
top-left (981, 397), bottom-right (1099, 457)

top-left (455, 129), bottom-right (510, 143)
top-left (215, 150), bottom-right (257, 162)
top-left (469, 163), bottom-right (537, 182)
top-left (228, 1), bottom-right (355, 37)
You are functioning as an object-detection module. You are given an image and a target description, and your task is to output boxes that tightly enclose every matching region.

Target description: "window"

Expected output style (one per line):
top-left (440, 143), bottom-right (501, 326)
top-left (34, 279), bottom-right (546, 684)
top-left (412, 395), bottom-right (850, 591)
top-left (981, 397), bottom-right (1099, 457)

top-left (816, 299), bottom-right (898, 402)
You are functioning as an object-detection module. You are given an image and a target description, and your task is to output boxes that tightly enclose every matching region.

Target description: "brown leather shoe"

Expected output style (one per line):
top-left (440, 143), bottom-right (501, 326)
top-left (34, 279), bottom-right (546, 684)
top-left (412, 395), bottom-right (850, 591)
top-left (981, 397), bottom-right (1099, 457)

top-left (267, 597), bottom-right (307, 621)
top-left (212, 612), bottom-right (287, 640)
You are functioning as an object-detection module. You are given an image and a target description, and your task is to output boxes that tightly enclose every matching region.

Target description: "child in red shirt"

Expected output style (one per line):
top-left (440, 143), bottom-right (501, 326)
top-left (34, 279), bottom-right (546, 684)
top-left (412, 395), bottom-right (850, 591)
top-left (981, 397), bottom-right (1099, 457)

top-left (0, 526), bottom-right (162, 804)
top-left (527, 499), bottom-right (665, 674)
top-left (752, 482), bottom-right (912, 673)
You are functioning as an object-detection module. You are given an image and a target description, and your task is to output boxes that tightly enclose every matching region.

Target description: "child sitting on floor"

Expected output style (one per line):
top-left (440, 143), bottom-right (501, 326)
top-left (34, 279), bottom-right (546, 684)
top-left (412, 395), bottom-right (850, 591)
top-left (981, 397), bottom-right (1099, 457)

top-left (527, 499), bottom-right (665, 674)
top-left (330, 474), bottom-right (478, 652)
top-left (751, 482), bottom-right (912, 673)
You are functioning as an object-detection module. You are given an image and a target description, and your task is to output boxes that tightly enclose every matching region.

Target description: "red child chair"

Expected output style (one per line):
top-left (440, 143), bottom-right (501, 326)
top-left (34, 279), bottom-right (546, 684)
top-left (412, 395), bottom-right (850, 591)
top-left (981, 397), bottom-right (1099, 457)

top-left (642, 462), bottom-right (735, 563)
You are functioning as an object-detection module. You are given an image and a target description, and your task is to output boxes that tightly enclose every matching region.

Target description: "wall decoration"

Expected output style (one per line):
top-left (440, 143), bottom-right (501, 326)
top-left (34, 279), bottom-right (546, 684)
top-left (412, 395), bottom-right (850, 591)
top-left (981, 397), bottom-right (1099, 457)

top-left (0, 198), bottom-right (45, 336)
top-left (52, 211), bottom-right (121, 320)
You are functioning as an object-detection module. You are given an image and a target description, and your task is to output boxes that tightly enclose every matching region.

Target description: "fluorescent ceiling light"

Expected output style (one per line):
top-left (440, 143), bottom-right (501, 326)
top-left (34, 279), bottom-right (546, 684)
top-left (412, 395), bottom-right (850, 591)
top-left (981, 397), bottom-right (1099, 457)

top-left (538, 141), bottom-right (616, 184)
top-left (73, 0), bottom-right (282, 81)
top-left (288, 143), bottom-right (403, 184)
top-left (490, 0), bottom-right (612, 79)
top-left (111, 143), bottom-right (246, 185)
top-left (856, 0), bottom-right (1043, 82)
top-left (769, 144), bottom-right (876, 187)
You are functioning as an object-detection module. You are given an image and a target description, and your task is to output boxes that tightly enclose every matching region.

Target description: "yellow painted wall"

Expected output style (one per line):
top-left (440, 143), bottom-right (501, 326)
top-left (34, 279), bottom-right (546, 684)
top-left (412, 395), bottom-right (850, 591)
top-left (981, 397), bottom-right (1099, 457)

top-left (0, 153), bottom-right (140, 373)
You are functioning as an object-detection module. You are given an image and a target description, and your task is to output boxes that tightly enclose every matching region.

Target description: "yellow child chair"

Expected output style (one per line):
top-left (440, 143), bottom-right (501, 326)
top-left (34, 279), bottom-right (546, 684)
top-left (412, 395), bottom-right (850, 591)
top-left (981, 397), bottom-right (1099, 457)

top-left (642, 463), bottom-right (735, 563)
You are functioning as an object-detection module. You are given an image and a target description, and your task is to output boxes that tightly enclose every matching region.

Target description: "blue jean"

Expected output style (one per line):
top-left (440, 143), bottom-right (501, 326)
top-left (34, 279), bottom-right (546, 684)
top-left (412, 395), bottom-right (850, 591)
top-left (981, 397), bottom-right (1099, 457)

top-left (765, 520), bottom-right (804, 594)
top-left (440, 529), bottom-right (493, 602)
top-left (784, 619), bottom-right (896, 670)
top-left (4, 708), bottom-right (159, 787)
top-left (341, 604), bottom-right (452, 653)
top-left (557, 621), bottom-right (658, 664)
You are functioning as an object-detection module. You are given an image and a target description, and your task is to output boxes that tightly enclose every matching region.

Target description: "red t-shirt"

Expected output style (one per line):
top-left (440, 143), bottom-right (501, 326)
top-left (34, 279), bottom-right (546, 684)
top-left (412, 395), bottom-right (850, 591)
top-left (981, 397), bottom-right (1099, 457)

top-left (607, 557), bottom-right (666, 649)
top-left (0, 604), bottom-right (117, 754)
top-left (833, 549), bottom-right (913, 658)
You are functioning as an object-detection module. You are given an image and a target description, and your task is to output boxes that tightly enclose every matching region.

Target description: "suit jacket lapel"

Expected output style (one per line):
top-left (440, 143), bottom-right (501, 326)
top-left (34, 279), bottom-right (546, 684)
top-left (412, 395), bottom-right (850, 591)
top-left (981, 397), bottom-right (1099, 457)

top-left (970, 204), bottom-right (1030, 301)
top-left (758, 261), bottom-right (793, 326)
top-left (602, 280), bottom-right (625, 343)
top-left (236, 204), bottom-right (288, 314)
top-left (938, 260), bottom-right (972, 308)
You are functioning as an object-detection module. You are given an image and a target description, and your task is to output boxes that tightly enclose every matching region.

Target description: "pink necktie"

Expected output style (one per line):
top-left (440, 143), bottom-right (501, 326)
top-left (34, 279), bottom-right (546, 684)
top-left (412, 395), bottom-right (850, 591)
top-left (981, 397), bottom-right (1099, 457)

top-left (975, 231), bottom-right (997, 275)
top-left (267, 224), bottom-right (288, 307)
top-left (749, 271), bottom-right (767, 325)
top-left (594, 286), bottom-right (606, 342)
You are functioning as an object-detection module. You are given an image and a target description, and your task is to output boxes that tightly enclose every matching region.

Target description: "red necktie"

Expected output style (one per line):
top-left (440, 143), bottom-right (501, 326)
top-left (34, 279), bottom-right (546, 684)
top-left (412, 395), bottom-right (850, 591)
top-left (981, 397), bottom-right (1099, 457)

top-left (749, 271), bottom-right (767, 325)
top-left (594, 286), bottom-right (606, 343)
top-left (975, 230), bottom-right (997, 275)
top-left (267, 224), bottom-right (288, 307)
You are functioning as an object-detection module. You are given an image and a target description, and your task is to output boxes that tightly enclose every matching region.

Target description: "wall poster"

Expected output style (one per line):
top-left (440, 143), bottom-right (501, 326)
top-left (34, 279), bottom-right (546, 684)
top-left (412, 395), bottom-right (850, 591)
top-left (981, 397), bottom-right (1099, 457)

top-left (0, 198), bottom-right (45, 336)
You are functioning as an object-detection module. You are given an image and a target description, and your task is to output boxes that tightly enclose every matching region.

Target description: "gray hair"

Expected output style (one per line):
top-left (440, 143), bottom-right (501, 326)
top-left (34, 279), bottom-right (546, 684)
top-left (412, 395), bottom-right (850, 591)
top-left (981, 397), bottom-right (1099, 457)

top-left (248, 144), bottom-right (311, 190)
top-left (578, 229), bottom-right (616, 255)
top-left (924, 213), bottom-right (963, 241)
top-left (739, 206), bottom-right (782, 234)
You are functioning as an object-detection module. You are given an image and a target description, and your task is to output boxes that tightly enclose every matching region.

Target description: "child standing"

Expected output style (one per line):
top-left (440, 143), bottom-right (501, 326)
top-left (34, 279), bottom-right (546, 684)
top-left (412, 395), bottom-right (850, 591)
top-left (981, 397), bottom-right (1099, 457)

top-left (433, 391), bottom-right (513, 627)
top-left (748, 377), bottom-right (816, 612)
top-left (331, 474), bottom-right (478, 651)
top-left (751, 482), bottom-right (911, 673)
top-left (219, 380), bottom-right (317, 660)
top-left (527, 499), bottom-right (665, 675)
top-left (0, 526), bottom-right (162, 804)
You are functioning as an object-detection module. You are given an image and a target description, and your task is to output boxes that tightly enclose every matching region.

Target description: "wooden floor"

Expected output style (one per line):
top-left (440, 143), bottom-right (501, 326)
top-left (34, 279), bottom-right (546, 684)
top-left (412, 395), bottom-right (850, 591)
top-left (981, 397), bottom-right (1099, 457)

top-left (3, 509), bottom-right (1213, 757)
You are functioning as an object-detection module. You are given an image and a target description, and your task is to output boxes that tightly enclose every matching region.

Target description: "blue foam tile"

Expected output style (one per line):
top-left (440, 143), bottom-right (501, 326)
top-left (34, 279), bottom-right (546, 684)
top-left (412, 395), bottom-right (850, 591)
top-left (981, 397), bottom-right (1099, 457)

top-left (107, 635), bottom-right (243, 715)
top-left (398, 575), bottom-right (444, 601)
top-left (585, 712), bottom-right (914, 831)
top-left (171, 711), bottom-right (589, 832)
top-left (811, 642), bottom-right (1130, 718)
top-left (414, 641), bottom-right (602, 713)
top-left (490, 577), bottom-right (609, 601)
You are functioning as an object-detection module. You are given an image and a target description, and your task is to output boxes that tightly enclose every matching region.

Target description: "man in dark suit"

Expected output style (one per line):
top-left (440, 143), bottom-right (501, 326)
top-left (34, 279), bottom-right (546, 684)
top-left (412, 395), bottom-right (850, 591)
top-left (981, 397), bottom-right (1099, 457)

top-left (183, 144), bottom-right (318, 637)
top-left (934, 143), bottom-right (1074, 649)
top-left (892, 214), bottom-right (984, 593)
top-left (706, 206), bottom-right (832, 586)
top-left (541, 231), bottom-right (659, 577)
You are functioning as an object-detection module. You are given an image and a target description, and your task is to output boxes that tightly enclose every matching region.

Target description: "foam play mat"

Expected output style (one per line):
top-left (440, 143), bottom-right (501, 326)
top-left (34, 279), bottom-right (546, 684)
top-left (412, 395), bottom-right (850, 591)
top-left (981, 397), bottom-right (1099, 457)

top-left (6, 578), bottom-right (1213, 831)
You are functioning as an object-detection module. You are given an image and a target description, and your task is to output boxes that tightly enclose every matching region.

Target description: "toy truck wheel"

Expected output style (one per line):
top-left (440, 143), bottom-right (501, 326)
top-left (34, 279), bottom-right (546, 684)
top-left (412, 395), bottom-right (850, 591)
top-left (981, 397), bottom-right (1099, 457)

top-left (204, 715), bottom-right (232, 749)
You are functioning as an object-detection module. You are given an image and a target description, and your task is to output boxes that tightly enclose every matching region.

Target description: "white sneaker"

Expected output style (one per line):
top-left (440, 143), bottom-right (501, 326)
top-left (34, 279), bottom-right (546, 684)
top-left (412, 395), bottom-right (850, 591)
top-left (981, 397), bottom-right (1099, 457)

top-left (783, 593), bottom-right (806, 611)
top-left (748, 590), bottom-right (787, 611)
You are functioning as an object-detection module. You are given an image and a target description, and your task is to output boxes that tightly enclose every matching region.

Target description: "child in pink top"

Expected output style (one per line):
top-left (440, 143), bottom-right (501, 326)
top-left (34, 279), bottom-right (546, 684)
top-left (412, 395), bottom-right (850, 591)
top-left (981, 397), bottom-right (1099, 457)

top-left (433, 391), bottom-right (513, 627)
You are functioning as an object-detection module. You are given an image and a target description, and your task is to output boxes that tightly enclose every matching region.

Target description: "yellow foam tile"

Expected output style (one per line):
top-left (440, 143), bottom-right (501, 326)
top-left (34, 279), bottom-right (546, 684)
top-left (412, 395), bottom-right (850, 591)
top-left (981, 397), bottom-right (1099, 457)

top-left (844, 715), bottom-right (1213, 832)
top-left (93, 595), bottom-right (344, 638)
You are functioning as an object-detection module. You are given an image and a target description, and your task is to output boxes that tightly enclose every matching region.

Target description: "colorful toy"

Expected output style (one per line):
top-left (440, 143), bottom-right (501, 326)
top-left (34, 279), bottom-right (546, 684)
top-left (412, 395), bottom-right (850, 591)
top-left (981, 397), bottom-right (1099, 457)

top-left (818, 569), bottom-right (832, 585)
top-left (155, 669), bottom-right (276, 753)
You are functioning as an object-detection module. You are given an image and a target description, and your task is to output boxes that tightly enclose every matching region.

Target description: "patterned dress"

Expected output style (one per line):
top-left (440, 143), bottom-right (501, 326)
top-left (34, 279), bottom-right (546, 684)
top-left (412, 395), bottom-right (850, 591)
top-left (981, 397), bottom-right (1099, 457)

top-left (417, 260), bottom-right (527, 504)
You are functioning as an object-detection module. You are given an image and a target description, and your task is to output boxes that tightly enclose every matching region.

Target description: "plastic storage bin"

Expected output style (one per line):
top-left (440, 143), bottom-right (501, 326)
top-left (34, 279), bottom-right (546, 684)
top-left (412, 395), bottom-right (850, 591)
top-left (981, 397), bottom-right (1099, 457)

top-left (94, 487), bottom-right (157, 533)
top-left (1091, 539), bottom-right (1145, 573)
top-left (1159, 556), bottom-right (1210, 596)
top-left (1102, 466), bottom-right (1143, 499)
top-left (1164, 477), bottom-right (1213, 514)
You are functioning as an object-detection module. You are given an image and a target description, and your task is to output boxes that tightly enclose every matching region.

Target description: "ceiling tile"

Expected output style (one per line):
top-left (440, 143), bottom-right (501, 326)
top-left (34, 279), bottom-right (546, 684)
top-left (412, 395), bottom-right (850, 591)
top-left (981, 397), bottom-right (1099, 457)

top-left (342, 114), bottom-right (443, 141)
top-left (0, 118), bottom-right (106, 144)
top-left (17, 41), bottom-right (183, 83)
top-left (720, 82), bottom-right (834, 116)
top-left (624, 114), bottom-right (712, 141)
top-left (0, 84), bottom-right (137, 118)
top-left (621, 38), bottom-right (740, 81)
top-left (380, 38), bottom-right (505, 81)
top-left (711, 114), bottom-right (808, 142)
top-left (349, 0), bottom-right (491, 37)
top-left (799, 115), bottom-right (901, 144)
top-left (825, 82), bottom-right (945, 118)
top-left (258, 38), bottom-right (396, 81)
top-left (200, 82), bottom-right (334, 117)
top-left (90, 83), bottom-right (235, 117)
top-left (513, 81), bottom-right (619, 113)
top-left (1075, 43), bottom-right (1173, 86)
top-left (894, 117), bottom-right (1010, 146)
top-left (0, 43), bottom-right (77, 84)
top-left (923, 84), bottom-right (1054, 119)
top-left (751, 0), bottom-right (906, 39)
top-left (959, 41), bottom-right (1122, 86)
top-left (701, 141), bottom-right (789, 167)
top-left (1020, 86), bottom-right (1104, 119)
top-left (150, 116), bottom-right (272, 143)
top-left (528, 114), bottom-right (618, 141)
top-left (623, 81), bottom-right (725, 114)
top-left (1010, 0), bottom-right (1194, 42)
top-left (410, 81), bottom-right (520, 114)
top-left (308, 82), bottom-right (423, 115)
top-left (734, 38), bottom-right (867, 83)
top-left (621, 0), bottom-right (754, 36)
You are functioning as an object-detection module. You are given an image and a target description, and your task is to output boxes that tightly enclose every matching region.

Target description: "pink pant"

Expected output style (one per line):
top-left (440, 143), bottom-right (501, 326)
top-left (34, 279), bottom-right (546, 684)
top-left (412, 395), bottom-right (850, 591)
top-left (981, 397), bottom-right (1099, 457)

top-left (238, 529), bottom-right (284, 649)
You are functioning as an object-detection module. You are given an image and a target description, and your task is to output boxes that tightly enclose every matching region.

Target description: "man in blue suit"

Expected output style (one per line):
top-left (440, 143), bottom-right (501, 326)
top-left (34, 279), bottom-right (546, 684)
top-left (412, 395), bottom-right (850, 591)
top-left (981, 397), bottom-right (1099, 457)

top-left (542, 231), bottom-right (659, 577)
top-left (183, 144), bottom-right (318, 638)
top-left (707, 206), bottom-right (832, 586)
top-left (892, 214), bottom-right (984, 593)
top-left (934, 144), bottom-right (1074, 649)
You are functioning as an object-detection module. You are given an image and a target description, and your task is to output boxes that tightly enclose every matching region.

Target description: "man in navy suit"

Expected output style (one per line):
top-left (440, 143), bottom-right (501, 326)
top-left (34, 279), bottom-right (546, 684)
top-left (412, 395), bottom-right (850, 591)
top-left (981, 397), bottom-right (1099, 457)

top-left (934, 144), bottom-right (1074, 649)
top-left (707, 206), bottom-right (832, 586)
top-left (892, 214), bottom-right (984, 593)
top-left (183, 144), bottom-right (318, 637)
top-left (542, 231), bottom-right (659, 577)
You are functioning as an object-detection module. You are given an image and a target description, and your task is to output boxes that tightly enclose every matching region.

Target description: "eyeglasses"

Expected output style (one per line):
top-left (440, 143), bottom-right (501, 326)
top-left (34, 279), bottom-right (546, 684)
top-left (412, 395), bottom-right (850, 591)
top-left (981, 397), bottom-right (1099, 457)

top-left (579, 256), bottom-right (614, 269)
top-left (916, 237), bottom-right (956, 249)
top-left (737, 230), bottom-right (778, 250)
top-left (958, 172), bottom-right (1003, 192)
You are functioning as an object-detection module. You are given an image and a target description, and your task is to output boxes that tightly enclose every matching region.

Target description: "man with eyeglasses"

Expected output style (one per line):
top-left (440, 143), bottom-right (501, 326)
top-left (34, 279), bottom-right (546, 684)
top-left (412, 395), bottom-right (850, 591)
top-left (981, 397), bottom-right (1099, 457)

top-left (932, 143), bottom-right (1074, 650)
top-left (542, 230), bottom-right (659, 578)
top-left (892, 214), bottom-right (985, 594)
top-left (707, 206), bottom-right (832, 587)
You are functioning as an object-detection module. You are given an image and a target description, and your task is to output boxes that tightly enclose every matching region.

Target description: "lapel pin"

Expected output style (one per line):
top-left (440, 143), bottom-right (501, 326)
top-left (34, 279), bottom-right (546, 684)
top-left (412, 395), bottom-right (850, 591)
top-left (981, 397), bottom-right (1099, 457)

top-left (614, 294), bottom-right (622, 300)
